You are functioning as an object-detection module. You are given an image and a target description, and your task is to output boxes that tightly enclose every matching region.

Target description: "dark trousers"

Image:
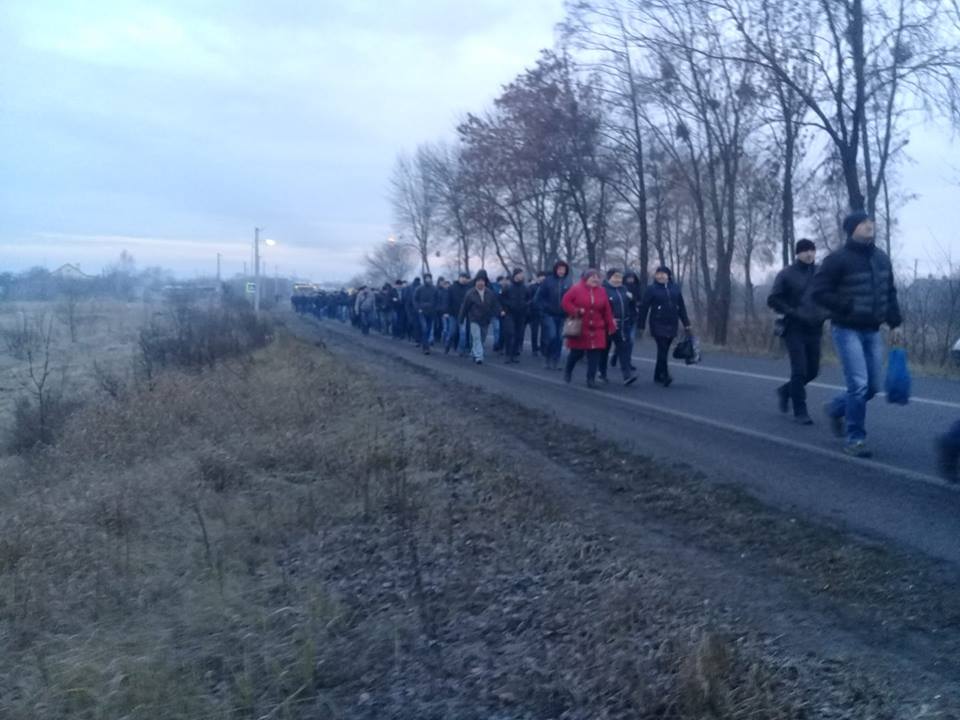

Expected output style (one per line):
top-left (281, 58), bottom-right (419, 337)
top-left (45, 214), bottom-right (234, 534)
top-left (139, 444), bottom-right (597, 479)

top-left (780, 327), bottom-right (822, 415)
top-left (566, 348), bottom-right (603, 381)
top-left (654, 336), bottom-right (673, 381)
top-left (943, 420), bottom-right (960, 450)
top-left (599, 331), bottom-right (633, 380)
top-left (528, 314), bottom-right (541, 353)
top-left (502, 311), bottom-right (526, 359)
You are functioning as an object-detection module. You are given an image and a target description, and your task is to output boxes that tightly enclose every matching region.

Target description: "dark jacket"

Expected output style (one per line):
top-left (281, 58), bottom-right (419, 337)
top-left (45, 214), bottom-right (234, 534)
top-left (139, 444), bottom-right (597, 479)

top-left (435, 285), bottom-right (451, 315)
top-left (448, 281), bottom-right (470, 317)
top-left (535, 265), bottom-right (573, 317)
top-left (402, 280), bottom-right (420, 313)
top-left (811, 241), bottom-right (902, 331)
top-left (767, 261), bottom-right (825, 331)
top-left (413, 281), bottom-right (439, 314)
top-left (500, 281), bottom-right (529, 315)
top-left (526, 282), bottom-right (541, 318)
top-left (459, 286), bottom-right (502, 326)
top-left (623, 273), bottom-right (643, 320)
top-left (603, 282), bottom-right (635, 327)
top-left (638, 281), bottom-right (690, 339)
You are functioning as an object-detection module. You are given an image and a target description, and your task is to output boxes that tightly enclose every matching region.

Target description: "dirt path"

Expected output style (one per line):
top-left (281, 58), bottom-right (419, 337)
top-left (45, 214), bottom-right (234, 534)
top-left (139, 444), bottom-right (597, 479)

top-left (290, 314), bottom-right (960, 718)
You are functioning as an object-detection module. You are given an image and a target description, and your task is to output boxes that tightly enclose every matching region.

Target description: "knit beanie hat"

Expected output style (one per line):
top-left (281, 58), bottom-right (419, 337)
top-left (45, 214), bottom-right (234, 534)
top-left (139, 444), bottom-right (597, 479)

top-left (842, 210), bottom-right (870, 238)
top-left (581, 268), bottom-right (601, 281)
top-left (795, 239), bottom-right (816, 254)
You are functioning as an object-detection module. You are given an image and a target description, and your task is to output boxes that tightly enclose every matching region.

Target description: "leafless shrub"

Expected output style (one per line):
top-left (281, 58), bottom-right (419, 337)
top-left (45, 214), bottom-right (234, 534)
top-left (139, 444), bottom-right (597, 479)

top-left (1, 312), bottom-right (41, 360)
top-left (137, 295), bottom-right (272, 379)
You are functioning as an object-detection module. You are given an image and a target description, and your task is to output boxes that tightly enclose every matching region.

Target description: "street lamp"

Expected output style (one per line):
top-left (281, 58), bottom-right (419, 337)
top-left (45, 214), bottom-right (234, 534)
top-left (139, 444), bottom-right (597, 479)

top-left (253, 228), bottom-right (278, 313)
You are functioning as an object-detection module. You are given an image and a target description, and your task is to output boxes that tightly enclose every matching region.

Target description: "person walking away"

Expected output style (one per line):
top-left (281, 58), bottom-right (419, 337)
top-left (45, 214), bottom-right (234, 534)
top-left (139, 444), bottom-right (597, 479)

top-left (599, 269), bottom-right (638, 386)
top-left (500, 268), bottom-right (528, 364)
top-left (812, 211), bottom-right (902, 458)
top-left (459, 270), bottom-right (503, 365)
top-left (638, 266), bottom-right (691, 387)
top-left (767, 239), bottom-right (827, 424)
top-left (535, 261), bottom-right (573, 370)
top-left (414, 273), bottom-right (439, 354)
top-left (561, 269), bottom-right (617, 388)
top-left (446, 272), bottom-right (472, 355)
top-left (526, 271), bottom-right (545, 356)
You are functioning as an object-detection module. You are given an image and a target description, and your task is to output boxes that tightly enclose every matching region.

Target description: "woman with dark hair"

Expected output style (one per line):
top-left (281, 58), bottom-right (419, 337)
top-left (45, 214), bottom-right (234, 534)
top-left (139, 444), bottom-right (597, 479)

top-left (561, 269), bottom-right (616, 388)
top-left (638, 266), bottom-right (691, 387)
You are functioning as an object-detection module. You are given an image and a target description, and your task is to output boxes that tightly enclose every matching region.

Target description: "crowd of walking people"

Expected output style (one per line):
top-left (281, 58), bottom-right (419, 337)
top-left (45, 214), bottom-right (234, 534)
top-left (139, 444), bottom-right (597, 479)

top-left (292, 211), bottom-right (959, 483)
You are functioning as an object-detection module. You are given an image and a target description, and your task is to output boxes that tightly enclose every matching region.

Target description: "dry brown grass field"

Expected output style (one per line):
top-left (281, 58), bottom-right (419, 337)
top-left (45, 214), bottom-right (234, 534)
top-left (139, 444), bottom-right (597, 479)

top-left (0, 303), bottom-right (957, 718)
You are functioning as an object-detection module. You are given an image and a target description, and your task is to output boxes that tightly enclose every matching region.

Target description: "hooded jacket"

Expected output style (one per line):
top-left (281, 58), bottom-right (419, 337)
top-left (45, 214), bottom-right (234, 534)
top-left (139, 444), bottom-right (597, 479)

top-left (767, 261), bottom-right (826, 330)
top-left (535, 262), bottom-right (573, 317)
top-left (811, 240), bottom-right (901, 331)
top-left (561, 279), bottom-right (617, 350)
top-left (459, 285), bottom-right (502, 326)
top-left (638, 280), bottom-right (690, 339)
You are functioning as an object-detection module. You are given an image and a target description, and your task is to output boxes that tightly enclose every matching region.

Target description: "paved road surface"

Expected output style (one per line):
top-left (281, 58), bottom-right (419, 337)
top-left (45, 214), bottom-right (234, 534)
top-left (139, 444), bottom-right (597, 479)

top-left (298, 316), bottom-right (960, 566)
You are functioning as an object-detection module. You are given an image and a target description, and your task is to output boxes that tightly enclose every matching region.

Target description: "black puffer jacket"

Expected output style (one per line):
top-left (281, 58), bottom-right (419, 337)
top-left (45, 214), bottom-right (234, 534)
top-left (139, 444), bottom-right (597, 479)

top-left (413, 282), bottom-right (439, 315)
top-left (448, 281), bottom-right (470, 316)
top-left (638, 281), bottom-right (690, 339)
top-left (811, 241), bottom-right (901, 331)
top-left (500, 281), bottom-right (528, 315)
top-left (767, 261), bottom-right (826, 330)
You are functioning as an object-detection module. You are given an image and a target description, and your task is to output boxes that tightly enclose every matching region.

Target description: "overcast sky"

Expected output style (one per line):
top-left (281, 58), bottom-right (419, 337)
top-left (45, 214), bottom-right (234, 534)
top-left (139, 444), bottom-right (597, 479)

top-left (1, 0), bottom-right (956, 282)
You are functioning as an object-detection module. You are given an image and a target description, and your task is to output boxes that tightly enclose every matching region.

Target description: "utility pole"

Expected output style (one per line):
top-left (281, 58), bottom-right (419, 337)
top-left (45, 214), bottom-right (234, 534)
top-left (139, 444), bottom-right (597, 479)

top-left (254, 227), bottom-right (262, 313)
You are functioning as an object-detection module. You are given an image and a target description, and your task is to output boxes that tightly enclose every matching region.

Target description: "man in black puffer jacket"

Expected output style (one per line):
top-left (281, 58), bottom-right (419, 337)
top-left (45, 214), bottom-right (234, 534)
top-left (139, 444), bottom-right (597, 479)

top-left (413, 274), bottom-right (440, 354)
top-left (500, 268), bottom-right (528, 364)
top-left (534, 260), bottom-right (573, 370)
top-left (768, 239), bottom-right (827, 425)
top-left (812, 211), bottom-right (902, 458)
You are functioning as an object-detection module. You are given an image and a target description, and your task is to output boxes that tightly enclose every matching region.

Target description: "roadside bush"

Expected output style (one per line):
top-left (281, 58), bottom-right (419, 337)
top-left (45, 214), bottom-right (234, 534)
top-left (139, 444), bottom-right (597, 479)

top-left (138, 296), bottom-right (272, 378)
top-left (6, 394), bottom-right (81, 453)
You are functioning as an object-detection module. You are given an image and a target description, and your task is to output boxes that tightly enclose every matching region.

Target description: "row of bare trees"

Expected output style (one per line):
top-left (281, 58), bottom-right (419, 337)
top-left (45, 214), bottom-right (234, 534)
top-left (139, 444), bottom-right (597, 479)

top-left (381, 0), bottom-right (960, 345)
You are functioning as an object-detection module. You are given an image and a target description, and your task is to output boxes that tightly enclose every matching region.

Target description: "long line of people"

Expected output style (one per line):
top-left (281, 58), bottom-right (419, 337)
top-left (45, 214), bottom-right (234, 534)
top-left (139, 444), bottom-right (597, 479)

top-left (294, 261), bottom-right (694, 389)
top-left (291, 211), bottom-right (960, 483)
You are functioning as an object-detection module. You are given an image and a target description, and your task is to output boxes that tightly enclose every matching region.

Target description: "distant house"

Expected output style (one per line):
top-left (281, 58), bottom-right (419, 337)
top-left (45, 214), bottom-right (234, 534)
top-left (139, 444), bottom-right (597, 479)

top-left (52, 263), bottom-right (95, 280)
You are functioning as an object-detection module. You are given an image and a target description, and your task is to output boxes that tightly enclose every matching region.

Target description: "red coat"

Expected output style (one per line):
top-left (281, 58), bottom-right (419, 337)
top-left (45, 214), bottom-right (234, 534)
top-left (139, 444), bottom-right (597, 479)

top-left (561, 280), bottom-right (617, 350)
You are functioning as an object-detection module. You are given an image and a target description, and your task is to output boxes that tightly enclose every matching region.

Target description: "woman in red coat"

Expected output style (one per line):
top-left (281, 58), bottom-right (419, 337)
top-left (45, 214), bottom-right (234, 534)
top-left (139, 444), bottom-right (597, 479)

top-left (561, 269), bottom-right (617, 388)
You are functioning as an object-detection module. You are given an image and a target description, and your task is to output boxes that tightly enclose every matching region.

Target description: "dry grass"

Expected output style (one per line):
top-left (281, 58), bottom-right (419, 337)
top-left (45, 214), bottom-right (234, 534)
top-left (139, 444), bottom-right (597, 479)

top-left (0, 322), bottom-right (941, 718)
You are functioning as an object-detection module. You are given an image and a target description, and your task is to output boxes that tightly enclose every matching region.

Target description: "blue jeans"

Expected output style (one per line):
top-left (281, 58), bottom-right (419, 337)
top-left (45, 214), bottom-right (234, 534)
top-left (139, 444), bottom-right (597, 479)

top-left (470, 322), bottom-right (489, 361)
top-left (441, 315), bottom-right (455, 348)
top-left (457, 320), bottom-right (470, 353)
top-left (828, 327), bottom-right (884, 443)
top-left (541, 315), bottom-right (565, 365)
top-left (418, 312), bottom-right (435, 347)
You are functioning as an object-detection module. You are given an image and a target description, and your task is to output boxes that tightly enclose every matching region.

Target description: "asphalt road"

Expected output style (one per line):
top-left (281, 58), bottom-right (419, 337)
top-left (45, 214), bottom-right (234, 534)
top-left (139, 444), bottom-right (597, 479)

top-left (298, 315), bottom-right (960, 566)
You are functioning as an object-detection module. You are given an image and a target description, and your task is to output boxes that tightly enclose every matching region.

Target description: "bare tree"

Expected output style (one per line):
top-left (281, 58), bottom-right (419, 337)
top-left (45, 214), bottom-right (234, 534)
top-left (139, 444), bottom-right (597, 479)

top-left (390, 147), bottom-right (439, 275)
top-left (362, 242), bottom-right (416, 286)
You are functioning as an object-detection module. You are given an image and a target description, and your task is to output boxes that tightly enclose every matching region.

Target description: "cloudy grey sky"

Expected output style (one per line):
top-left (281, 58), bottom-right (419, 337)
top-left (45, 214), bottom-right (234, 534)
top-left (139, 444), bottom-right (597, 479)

top-left (0, 0), bottom-right (956, 282)
top-left (1, 0), bottom-right (565, 280)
